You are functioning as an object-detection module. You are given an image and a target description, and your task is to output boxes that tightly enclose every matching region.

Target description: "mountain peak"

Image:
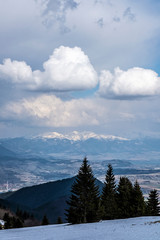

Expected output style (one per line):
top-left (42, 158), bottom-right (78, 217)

top-left (40, 131), bottom-right (129, 141)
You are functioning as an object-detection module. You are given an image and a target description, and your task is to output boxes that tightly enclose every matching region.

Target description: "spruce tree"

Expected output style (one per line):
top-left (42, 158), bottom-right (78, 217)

top-left (57, 216), bottom-right (63, 224)
top-left (3, 213), bottom-right (11, 229)
top-left (147, 189), bottom-right (160, 216)
top-left (14, 218), bottom-right (23, 228)
top-left (101, 164), bottom-right (117, 219)
top-left (66, 157), bottom-right (100, 224)
top-left (41, 215), bottom-right (49, 225)
top-left (116, 177), bottom-right (134, 218)
top-left (132, 180), bottom-right (145, 217)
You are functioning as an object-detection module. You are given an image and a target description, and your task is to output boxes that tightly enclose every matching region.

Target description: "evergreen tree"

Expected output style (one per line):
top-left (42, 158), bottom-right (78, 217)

top-left (101, 164), bottom-right (117, 219)
top-left (132, 180), bottom-right (145, 217)
top-left (16, 208), bottom-right (23, 220)
top-left (147, 189), bottom-right (160, 216)
top-left (57, 216), bottom-right (63, 224)
top-left (116, 177), bottom-right (134, 218)
top-left (3, 213), bottom-right (11, 229)
top-left (3, 213), bottom-right (23, 229)
top-left (41, 215), bottom-right (49, 225)
top-left (23, 211), bottom-right (28, 220)
top-left (66, 157), bottom-right (100, 224)
top-left (14, 218), bottom-right (23, 228)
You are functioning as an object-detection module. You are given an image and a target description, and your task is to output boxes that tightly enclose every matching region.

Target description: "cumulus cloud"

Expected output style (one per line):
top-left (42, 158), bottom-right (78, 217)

top-left (0, 46), bottom-right (98, 91)
top-left (0, 59), bottom-right (33, 84)
top-left (1, 95), bottom-right (106, 127)
top-left (98, 67), bottom-right (160, 99)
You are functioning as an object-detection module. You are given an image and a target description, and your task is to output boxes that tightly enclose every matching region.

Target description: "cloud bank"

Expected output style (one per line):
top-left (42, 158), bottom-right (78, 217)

top-left (0, 46), bottom-right (98, 91)
top-left (1, 94), bottom-right (106, 127)
top-left (98, 67), bottom-right (160, 99)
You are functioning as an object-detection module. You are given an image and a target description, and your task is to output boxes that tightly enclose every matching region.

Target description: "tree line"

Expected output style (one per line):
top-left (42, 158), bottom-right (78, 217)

top-left (1, 209), bottom-right (62, 229)
top-left (66, 157), bottom-right (160, 224)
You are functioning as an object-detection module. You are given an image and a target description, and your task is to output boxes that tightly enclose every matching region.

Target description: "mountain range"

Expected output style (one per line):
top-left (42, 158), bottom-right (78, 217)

top-left (0, 131), bottom-right (160, 194)
top-left (1, 131), bottom-right (160, 159)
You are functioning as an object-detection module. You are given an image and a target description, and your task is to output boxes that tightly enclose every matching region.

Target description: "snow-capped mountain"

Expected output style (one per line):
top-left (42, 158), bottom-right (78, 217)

top-left (41, 131), bottom-right (129, 141)
top-left (1, 132), bottom-right (160, 192)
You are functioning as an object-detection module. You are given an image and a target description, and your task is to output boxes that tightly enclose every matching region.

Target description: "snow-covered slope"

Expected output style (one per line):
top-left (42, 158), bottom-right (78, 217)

top-left (1, 217), bottom-right (160, 240)
top-left (41, 131), bottom-right (128, 141)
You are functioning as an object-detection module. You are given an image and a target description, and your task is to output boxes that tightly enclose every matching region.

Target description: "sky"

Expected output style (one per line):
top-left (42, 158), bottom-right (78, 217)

top-left (1, 0), bottom-right (160, 138)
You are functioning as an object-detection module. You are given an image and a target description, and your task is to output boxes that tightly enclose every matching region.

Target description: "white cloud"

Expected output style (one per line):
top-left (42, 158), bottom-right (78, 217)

top-left (0, 46), bottom-right (98, 91)
top-left (1, 95), bottom-right (106, 127)
top-left (1, 0), bottom-right (160, 138)
top-left (98, 67), bottom-right (160, 98)
top-left (0, 59), bottom-right (33, 84)
top-left (1, 93), bottom-right (160, 138)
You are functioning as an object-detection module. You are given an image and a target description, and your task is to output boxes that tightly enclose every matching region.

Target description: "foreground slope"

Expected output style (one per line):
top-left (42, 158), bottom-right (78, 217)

top-left (1, 217), bottom-right (160, 240)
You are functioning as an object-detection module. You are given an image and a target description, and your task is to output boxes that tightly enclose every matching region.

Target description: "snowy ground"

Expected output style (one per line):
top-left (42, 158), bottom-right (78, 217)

top-left (0, 217), bottom-right (160, 240)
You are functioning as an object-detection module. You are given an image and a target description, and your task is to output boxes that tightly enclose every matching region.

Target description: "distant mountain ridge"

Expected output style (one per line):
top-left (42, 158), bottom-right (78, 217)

top-left (0, 144), bottom-right (17, 157)
top-left (40, 131), bottom-right (128, 141)
top-left (1, 132), bottom-right (160, 158)
top-left (1, 132), bottom-right (160, 194)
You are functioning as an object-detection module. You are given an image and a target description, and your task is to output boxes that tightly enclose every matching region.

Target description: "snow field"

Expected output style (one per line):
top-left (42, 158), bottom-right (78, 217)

top-left (0, 217), bottom-right (160, 240)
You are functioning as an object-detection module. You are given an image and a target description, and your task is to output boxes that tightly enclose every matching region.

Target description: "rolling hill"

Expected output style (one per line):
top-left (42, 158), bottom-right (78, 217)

top-left (1, 176), bottom-right (103, 223)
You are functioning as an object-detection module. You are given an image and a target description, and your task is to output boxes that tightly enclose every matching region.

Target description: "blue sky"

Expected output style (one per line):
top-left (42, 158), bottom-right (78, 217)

top-left (0, 0), bottom-right (160, 138)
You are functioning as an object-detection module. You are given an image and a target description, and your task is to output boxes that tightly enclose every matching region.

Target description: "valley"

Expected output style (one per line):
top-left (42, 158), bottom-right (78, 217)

top-left (0, 132), bottom-right (160, 197)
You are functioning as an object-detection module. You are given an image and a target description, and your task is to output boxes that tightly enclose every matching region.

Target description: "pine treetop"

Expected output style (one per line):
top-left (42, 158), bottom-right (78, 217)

top-left (66, 157), bottom-right (100, 224)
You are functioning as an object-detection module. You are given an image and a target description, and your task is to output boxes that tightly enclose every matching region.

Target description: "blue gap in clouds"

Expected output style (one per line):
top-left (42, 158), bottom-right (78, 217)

top-left (71, 85), bottom-right (99, 99)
